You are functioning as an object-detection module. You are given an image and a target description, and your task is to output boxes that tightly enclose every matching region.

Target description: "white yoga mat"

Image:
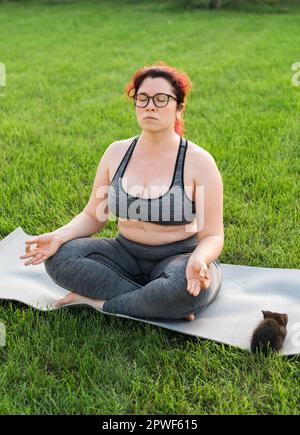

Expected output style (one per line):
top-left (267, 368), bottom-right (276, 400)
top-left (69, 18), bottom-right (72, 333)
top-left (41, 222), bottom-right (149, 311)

top-left (1, 227), bottom-right (299, 355)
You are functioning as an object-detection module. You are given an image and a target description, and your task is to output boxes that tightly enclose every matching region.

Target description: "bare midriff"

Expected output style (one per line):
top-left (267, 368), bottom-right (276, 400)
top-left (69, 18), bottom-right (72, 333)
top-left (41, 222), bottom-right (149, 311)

top-left (117, 219), bottom-right (198, 245)
top-left (108, 137), bottom-right (199, 246)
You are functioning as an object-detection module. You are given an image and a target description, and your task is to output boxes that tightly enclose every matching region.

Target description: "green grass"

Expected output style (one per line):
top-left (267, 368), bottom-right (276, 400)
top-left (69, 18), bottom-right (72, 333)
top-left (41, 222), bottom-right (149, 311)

top-left (0, 0), bottom-right (300, 415)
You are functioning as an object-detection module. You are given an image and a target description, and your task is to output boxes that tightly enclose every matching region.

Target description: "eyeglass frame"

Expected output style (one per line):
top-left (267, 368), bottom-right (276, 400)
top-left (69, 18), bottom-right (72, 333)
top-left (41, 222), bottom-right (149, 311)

top-left (132, 92), bottom-right (179, 108)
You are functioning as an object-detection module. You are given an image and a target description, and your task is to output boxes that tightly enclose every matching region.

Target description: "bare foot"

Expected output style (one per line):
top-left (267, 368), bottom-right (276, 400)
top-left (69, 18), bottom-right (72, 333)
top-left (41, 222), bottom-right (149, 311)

top-left (186, 313), bottom-right (196, 321)
top-left (54, 291), bottom-right (106, 310)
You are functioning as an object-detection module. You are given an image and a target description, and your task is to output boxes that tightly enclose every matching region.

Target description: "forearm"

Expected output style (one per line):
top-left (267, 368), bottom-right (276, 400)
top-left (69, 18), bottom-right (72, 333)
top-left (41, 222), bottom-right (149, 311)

top-left (51, 212), bottom-right (105, 244)
top-left (190, 235), bottom-right (224, 265)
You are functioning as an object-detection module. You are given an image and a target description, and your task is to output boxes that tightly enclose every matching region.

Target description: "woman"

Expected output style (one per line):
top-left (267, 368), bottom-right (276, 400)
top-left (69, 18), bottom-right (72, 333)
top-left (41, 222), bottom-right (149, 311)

top-left (19, 62), bottom-right (224, 321)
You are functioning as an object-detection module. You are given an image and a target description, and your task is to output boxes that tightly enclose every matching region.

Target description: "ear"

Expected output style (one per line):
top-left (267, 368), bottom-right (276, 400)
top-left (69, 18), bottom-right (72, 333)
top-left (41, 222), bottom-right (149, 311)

top-left (262, 310), bottom-right (271, 318)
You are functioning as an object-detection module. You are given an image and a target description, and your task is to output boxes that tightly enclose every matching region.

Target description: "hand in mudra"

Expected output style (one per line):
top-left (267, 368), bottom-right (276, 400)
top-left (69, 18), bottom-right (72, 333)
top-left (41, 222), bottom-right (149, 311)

top-left (186, 256), bottom-right (210, 297)
top-left (19, 233), bottom-right (63, 266)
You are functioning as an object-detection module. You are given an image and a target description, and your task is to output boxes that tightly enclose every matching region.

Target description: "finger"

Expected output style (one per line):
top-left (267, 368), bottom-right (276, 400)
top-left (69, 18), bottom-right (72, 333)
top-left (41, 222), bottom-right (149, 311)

top-left (24, 258), bottom-right (35, 266)
top-left (30, 254), bottom-right (45, 265)
top-left (199, 270), bottom-right (207, 279)
top-left (25, 244), bottom-right (35, 252)
top-left (32, 252), bottom-right (44, 260)
top-left (31, 254), bottom-right (48, 265)
top-left (25, 238), bottom-right (40, 244)
top-left (199, 278), bottom-right (208, 289)
top-left (199, 268), bottom-right (209, 279)
top-left (189, 280), bottom-right (196, 295)
top-left (187, 279), bottom-right (197, 294)
top-left (201, 277), bottom-right (210, 290)
top-left (192, 281), bottom-right (201, 296)
top-left (20, 250), bottom-right (39, 259)
top-left (193, 288), bottom-right (201, 297)
top-left (205, 279), bottom-right (211, 289)
top-left (188, 280), bottom-right (197, 296)
top-left (25, 245), bottom-right (39, 255)
top-left (20, 254), bottom-right (35, 258)
top-left (24, 254), bottom-right (40, 266)
top-left (21, 249), bottom-right (39, 259)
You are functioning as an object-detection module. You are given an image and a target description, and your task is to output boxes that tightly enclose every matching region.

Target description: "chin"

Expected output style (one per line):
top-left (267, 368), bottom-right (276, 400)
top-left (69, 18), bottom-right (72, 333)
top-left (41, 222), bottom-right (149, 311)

top-left (141, 125), bottom-right (158, 131)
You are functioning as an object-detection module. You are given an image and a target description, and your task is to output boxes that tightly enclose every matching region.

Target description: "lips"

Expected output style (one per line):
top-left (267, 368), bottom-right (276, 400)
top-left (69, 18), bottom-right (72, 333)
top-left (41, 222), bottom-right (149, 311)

top-left (144, 117), bottom-right (157, 120)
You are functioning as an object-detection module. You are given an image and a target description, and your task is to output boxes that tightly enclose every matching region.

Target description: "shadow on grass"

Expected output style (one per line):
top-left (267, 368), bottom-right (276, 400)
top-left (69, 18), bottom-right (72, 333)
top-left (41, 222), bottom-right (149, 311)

top-left (1, 0), bottom-right (299, 15)
top-left (125, 0), bottom-right (299, 15)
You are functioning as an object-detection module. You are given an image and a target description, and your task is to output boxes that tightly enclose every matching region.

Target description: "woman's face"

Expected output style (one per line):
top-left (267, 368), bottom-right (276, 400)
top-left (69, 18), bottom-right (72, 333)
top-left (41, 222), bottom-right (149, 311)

top-left (134, 77), bottom-right (182, 133)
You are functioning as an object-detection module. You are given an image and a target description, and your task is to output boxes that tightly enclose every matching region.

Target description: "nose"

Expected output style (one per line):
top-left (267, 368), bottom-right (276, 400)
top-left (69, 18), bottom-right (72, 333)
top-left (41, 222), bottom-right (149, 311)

top-left (146, 97), bottom-right (157, 110)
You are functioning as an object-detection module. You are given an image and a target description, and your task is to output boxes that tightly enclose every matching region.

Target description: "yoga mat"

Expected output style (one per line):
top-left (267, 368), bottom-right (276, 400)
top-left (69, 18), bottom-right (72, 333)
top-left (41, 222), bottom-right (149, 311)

top-left (1, 227), bottom-right (300, 355)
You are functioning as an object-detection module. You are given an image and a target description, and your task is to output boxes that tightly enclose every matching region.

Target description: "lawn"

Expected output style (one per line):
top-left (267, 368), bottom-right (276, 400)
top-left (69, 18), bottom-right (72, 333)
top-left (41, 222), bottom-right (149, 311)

top-left (0, 0), bottom-right (300, 414)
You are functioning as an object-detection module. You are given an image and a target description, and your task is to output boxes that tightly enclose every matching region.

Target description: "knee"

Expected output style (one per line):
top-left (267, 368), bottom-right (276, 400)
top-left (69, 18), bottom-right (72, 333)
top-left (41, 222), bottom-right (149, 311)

top-left (44, 250), bottom-right (64, 279)
top-left (165, 271), bottom-right (209, 316)
top-left (44, 240), bottom-right (78, 278)
top-left (44, 253), bottom-right (59, 277)
top-left (165, 272), bottom-right (190, 301)
top-left (166, 270), bottom-right (186, 292)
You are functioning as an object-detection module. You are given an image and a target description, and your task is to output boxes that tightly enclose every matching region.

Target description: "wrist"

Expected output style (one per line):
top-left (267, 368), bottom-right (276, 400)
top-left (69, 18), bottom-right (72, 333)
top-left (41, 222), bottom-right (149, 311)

top-left (50, 231), bottom-right (65, 244)
top-left (189, 253), bottom-right (208, 265)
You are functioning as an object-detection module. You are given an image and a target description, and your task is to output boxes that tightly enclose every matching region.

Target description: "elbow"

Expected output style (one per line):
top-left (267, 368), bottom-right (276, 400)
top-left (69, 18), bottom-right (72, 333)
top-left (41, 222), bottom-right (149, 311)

top-left (82, 210), bottom-right (95, 220)
top-left (217, 233), bottom-right (224, 249)
top-left (211, 234), bottom-right (225, 255)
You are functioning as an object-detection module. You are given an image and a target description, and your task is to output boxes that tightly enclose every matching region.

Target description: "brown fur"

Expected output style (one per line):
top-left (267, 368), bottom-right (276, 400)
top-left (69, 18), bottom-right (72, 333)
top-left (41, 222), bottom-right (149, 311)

top-left (250, 310), bottom-right (288, 355)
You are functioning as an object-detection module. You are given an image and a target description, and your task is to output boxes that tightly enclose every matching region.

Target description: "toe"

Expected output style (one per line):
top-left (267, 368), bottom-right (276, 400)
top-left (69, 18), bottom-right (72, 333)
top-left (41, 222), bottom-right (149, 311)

top-left (54, 296), bottom-right (69, 307)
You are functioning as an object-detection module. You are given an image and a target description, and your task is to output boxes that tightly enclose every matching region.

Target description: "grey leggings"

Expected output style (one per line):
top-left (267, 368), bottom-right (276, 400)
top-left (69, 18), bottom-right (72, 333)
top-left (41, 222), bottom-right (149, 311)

top-left (44, 232), bottom-right (220, 321)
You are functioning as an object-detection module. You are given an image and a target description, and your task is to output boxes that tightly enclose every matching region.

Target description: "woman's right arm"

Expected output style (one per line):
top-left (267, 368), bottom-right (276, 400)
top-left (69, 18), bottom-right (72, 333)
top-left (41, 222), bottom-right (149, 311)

top-left (51, 141), bottom-right (118, 244)
top-left (50, 211), bottom-right (106, 245)
top-left (20, 142), bottom-right (119, 266)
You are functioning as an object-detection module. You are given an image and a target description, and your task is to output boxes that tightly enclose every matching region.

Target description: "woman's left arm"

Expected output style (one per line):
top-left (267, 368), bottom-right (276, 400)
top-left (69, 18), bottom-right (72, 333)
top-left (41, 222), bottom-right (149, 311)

top-left (191, 151), bottom-right (224, 263)
top-left (186, 151), bottom-right (224, 296)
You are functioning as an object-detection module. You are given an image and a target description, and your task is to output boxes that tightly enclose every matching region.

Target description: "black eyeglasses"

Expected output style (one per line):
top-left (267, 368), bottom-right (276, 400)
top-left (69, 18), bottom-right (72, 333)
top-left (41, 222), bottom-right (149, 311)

top-left (133, 92), bottom-right (179, 108)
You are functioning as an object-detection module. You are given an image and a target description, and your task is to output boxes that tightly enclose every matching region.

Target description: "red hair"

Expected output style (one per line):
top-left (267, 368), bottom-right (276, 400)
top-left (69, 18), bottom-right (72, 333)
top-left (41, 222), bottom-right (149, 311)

top-left (125, 61), bottom-right (193, 137)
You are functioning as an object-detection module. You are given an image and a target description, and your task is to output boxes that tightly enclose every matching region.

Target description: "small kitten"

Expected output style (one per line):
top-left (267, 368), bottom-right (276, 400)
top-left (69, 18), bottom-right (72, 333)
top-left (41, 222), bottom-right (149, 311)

top-left (250, 310), bottom-right (288, 355)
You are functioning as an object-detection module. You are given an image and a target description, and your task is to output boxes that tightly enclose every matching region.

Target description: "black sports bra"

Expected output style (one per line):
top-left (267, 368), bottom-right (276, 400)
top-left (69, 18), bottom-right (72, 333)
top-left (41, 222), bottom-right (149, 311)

top-left (108, 135), bottom-right (196, 225)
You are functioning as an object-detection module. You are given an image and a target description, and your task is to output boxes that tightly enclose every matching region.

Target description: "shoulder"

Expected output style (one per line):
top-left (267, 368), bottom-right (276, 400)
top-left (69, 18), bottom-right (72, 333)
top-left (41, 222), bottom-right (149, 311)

top-left (102, 137), bottom-right (137, 182)
top-left (186, 139), bottom-right (223, 186)
top-left (101, 137), bottom-right (136, 162)
top-left (186, 139), bottom-right (216, 167)
top-left (107, 136), bottom-right (136, 154)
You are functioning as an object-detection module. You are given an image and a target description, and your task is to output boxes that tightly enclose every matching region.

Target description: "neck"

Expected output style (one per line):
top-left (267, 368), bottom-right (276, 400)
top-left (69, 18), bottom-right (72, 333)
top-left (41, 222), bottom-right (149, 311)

top-left (138, 129), bottom-right (181, 153)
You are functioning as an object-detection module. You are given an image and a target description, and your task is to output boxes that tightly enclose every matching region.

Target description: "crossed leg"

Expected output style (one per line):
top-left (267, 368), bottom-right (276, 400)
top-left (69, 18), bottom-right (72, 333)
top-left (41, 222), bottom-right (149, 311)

top-left (44, 238), bottom-right (203, 321)
top-left (54, 293), bottom-right (195, 319)
top-left (100, 253), bottom-right (210, 320)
